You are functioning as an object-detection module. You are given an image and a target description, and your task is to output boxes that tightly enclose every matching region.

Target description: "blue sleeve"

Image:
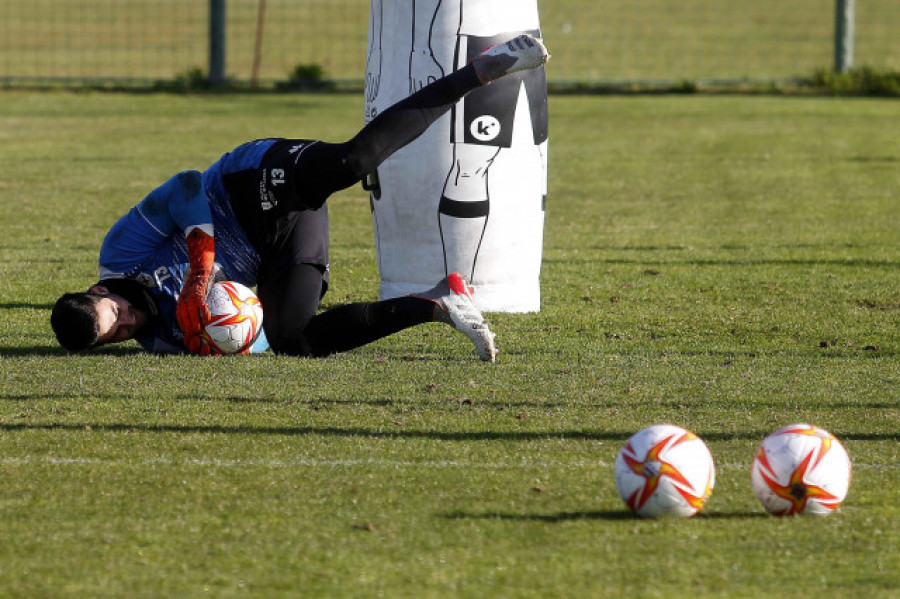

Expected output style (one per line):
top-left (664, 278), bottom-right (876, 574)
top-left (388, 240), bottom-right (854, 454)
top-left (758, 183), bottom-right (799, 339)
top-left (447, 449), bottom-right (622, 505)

top-left (99, 171), bottom-right (212, 275)
top-left (162, 171), bottom-right (213, 233)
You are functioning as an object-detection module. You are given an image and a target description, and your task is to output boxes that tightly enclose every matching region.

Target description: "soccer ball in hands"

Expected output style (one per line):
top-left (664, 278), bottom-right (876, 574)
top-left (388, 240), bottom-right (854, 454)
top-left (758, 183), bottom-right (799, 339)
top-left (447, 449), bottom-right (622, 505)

top-left (615, 424), bottom-right (716, 518)
top-left (201, 281), bottom-right (264, 354)
top-left (750, 423), bottom-right (851, 516)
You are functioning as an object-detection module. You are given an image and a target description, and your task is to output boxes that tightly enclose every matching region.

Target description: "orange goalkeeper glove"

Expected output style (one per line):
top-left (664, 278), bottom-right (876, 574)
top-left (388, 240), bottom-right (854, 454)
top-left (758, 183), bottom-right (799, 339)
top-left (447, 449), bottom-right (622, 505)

top-left (176, 227), bottom-right (216, 355)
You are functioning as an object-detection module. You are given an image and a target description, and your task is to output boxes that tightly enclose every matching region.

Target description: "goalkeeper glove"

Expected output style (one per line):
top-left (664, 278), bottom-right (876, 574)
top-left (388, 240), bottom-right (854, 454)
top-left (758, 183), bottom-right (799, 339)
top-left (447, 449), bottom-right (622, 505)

top-left (176, 227), bottom-right (216, 355)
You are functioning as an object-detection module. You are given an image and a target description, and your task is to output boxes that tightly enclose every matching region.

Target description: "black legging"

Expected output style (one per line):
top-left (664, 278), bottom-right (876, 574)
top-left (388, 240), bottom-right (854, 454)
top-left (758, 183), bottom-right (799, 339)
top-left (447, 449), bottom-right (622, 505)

top-left (293, 65), bottom-right (483, 206)
top-left (262, 65), bottom-right (483, 356)
top-left (259, 263), bottom-right (435, 356)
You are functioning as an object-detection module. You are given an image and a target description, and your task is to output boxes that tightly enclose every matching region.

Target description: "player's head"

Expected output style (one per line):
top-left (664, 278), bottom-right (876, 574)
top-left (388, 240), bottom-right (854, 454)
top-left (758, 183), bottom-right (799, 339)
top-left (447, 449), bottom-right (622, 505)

top-left (51, 292), bottom-right (104, 351)
top-left (51, 282), bottom-right (153, 351)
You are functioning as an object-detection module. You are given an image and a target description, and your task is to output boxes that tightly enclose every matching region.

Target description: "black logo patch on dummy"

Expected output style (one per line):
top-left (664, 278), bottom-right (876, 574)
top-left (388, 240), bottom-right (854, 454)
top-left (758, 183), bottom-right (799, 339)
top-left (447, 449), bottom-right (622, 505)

top-left (453, 30), bottom-right (549, 148)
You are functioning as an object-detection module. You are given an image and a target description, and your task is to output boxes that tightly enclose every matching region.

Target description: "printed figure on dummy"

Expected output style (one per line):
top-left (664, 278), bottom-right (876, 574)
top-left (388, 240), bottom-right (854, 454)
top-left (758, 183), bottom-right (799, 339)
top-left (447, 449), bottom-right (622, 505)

top-left (365, 1), bottom-right (450, 116)
top-left (364, 0), bottom-right (549, 312)
top-left (435, 0), bottom-right (548, 283)
top-left (365, 0), bottom-right (383, 122)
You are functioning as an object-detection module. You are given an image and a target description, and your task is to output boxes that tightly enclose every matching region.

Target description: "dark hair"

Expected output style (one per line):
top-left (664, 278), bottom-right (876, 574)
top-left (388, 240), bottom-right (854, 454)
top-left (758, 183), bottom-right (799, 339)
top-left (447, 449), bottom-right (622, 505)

top-left (51, 292), bottom-right (102, 351)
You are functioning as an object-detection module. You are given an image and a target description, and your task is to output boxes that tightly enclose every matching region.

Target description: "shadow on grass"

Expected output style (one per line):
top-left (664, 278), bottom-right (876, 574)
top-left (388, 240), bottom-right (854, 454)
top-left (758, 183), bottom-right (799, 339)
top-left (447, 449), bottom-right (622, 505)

top-left (5, 343), bottom-right (896, 361)
top-left (440, 510), bottom-right (769, 522)
top-left (0, 345), bottom-right (145, 357)
top-left (0, 422), bottom-right (896, 442)
top-left (0, 392), bottom-right (400, 408)
top-left (0, 302), bottom-right (55, 310)
top-left (441, 510), bottom-right (634, 522)
top-left (544, 256), bottom-right (900, 269)
top-left (4, 388), bottom-right (897, 412)
top-left (0, 345), bottom-right (69, 357)
top-left (0, 422), bottom-right (634, 441)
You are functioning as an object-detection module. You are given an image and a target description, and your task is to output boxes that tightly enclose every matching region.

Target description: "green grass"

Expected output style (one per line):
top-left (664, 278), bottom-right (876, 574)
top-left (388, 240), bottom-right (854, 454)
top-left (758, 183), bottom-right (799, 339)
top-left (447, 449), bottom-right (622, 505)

top-left (1, 0), bottom-right (899, 85)
top-left (1, 91), bottom-right (899, 597)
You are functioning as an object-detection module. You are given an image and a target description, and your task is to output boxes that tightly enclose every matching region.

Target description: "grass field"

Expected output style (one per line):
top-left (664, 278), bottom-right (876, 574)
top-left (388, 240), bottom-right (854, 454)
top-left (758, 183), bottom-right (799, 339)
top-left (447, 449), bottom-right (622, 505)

top-left (2, 0), bottom-right (899, 84)
top-left (1, 90), bottom-right (899, 597)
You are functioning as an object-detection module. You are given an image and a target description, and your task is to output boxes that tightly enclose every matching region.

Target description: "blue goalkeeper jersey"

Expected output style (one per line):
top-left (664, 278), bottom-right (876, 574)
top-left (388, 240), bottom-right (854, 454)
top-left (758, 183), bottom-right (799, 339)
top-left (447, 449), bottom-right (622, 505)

top-left (98, 140), bottom-right (279, 353)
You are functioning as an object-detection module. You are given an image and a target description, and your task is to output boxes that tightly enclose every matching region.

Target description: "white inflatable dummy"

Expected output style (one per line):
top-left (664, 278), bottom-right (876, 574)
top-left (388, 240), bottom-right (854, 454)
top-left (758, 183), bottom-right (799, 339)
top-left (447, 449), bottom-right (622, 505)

top-left (364, 0), bottom-right (548, 312)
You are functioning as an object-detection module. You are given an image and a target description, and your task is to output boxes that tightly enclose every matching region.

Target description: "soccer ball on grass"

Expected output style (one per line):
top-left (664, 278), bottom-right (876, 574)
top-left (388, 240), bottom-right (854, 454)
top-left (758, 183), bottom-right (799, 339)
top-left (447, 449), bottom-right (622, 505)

top-left (614, 424), bottom-right (716, 518)
top-left (201, 281), bottom-right (263, 354)
top-left (750, 423), bottom-right (851, 516)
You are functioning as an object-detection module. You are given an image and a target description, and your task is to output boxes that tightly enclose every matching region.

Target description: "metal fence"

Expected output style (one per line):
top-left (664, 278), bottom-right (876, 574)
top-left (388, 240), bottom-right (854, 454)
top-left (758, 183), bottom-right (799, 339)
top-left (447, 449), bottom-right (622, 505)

top-left (1, 0), bottom-right (897, 88)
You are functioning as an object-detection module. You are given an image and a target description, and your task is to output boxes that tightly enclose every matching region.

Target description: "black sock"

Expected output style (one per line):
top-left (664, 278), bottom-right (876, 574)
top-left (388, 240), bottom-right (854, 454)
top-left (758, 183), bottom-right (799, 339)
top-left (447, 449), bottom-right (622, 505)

top-left (301, 296), bottom-right (436, 356)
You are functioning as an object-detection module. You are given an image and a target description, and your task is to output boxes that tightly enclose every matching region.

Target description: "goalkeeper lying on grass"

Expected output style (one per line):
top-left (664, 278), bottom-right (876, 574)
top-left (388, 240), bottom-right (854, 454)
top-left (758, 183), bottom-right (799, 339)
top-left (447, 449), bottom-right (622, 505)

top-left (50, 35), bottom-right (550, 361)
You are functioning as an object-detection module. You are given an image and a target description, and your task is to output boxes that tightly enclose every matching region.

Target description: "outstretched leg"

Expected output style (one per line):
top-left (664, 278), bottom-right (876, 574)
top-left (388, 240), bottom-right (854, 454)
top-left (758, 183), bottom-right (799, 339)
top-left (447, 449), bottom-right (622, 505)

top-left (258, 261), bottom-right (432, 357)
top-left (296, 34), bottom-right (550, 203)
top-left (261, 264), bottom-right (497, 361)
top-left (296, 64), bottom-right (483, 202)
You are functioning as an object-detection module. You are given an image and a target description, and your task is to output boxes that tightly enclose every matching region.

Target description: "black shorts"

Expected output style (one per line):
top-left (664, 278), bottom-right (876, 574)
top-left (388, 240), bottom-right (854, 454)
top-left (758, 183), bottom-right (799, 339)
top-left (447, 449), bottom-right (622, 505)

top-left (223, 139), bottom-right (334, 292)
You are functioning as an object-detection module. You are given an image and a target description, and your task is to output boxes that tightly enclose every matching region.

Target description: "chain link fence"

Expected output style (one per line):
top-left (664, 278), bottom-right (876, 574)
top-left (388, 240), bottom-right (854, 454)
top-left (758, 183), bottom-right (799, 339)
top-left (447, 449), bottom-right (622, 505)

top-left (1, 0), bottom-right (897, 88)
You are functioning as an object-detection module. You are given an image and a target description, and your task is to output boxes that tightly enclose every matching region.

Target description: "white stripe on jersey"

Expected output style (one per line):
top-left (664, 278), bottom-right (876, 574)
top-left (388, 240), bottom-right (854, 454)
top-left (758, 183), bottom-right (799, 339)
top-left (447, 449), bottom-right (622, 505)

top-left (134, 204), bottom-right (169, 238)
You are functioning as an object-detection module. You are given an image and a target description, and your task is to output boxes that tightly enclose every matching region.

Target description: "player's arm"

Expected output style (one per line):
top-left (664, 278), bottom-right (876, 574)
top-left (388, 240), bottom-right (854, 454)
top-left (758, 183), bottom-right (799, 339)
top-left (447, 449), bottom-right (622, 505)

top-left (164, 172), bottom-right (217, 356)
top-left (99, 171), bottom-right (216, 355)
top-left (100, 170), bottom-right (213, 265)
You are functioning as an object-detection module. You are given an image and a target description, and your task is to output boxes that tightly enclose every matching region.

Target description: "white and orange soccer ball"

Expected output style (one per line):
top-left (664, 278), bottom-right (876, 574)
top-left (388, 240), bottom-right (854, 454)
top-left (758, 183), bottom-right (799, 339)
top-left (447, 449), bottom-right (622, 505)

top-left (201, 281), bottom-right (264, 354)
top-left (614, 424), bottom-right (716, 518)
top-left (750, 423), bottom-right (851, 516)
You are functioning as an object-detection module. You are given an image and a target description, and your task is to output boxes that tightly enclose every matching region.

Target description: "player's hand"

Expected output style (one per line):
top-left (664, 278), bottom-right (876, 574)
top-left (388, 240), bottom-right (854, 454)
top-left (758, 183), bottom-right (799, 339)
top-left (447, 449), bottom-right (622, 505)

top-left (176, 226), bottom-right (217, 356)
top-left (176, 274), bottom-right (213, 354)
